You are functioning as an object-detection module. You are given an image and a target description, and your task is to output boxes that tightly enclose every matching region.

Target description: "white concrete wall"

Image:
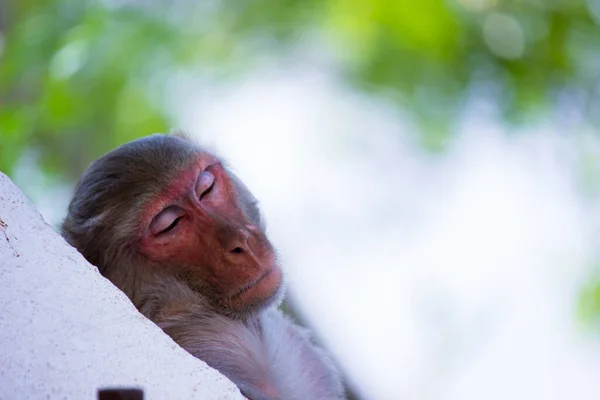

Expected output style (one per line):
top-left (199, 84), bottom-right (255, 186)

top-left (0, 173), bottom-right (244, 400)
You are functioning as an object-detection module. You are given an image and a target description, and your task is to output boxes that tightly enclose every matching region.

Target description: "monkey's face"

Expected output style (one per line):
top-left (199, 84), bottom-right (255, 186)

top-left (138, 155), bottom-right (283, 315)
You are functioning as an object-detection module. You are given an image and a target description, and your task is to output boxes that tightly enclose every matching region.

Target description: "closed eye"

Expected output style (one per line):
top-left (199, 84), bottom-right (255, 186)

top-left (161, 216), bottom-right (182, 234)
top-left (150, 206), bottom-right (184, 236)
top-left (199, 179), bottom-right (215, 200)
top-left (196, 169), bottom-right (216, 200)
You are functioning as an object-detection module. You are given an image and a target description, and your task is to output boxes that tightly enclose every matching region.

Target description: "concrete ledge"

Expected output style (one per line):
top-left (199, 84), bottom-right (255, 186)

top-left (0, 173), bottom-right (244, 399)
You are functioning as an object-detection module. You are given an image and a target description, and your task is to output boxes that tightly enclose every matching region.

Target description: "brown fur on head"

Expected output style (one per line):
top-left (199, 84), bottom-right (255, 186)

top-left (61, 133), bottom-right (283, 318)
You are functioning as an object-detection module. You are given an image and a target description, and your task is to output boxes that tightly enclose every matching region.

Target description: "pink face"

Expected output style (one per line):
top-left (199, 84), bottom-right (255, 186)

top-left (138, 154), bottom-right (282, 312)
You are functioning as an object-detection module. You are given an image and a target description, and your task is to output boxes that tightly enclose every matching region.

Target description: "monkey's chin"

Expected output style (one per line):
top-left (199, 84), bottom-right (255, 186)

top-left (228, 266), bottom-right (283, 316)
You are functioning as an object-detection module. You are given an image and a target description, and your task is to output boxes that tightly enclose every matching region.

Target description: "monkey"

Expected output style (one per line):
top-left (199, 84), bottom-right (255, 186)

top-left (61, 133), bottom-right (345, 400)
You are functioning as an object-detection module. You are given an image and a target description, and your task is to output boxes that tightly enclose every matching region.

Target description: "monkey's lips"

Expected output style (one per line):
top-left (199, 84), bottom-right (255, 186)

top-left (230, 266), bottom-right (282, 306)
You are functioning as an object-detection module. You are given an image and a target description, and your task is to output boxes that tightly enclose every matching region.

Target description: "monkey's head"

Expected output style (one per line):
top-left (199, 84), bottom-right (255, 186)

top-left (61, 134), bottom-right (283, 317)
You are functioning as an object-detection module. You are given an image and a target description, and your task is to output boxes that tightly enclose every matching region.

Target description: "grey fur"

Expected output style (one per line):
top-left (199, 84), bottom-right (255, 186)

top-left (61, 134), bottom-right (345, 400)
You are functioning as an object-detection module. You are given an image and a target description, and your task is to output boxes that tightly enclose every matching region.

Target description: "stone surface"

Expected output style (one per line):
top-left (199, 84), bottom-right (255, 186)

top-left (0, 172), bottom-right (244, 400)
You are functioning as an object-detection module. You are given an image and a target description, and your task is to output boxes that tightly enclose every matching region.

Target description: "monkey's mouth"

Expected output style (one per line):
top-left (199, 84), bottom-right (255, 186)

top-left (231, 267), bottom-right (276, 299)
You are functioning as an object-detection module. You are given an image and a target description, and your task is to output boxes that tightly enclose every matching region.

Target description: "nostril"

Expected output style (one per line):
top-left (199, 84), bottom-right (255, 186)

top-left (231, 247), bottom-right (244, 254)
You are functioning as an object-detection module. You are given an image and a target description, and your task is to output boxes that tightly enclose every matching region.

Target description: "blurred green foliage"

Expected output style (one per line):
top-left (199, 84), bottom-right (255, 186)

top-left (2, 0), bottom-right (599, 176)
top-left (577, 271), bottom-right (600, 331)
top-left (326, 0), bottom-right (600, 149)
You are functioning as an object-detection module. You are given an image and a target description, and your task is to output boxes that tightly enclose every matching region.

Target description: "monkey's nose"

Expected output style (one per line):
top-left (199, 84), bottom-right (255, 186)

top-left (229, 241), bottom-right (251, 256)
top-left (229, 230), bottom-right (251, 255)
top-left (230, 246), bottom-right (246, 254)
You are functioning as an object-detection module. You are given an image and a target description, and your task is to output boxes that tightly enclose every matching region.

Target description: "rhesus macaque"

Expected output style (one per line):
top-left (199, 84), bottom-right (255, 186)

top-left (61, 133), bottom-right (344, 400)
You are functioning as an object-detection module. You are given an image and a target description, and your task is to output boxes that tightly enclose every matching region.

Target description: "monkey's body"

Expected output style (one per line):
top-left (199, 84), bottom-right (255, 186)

top-left (141, 275), bottom-right (341, 400)
top-left (62, 134), bottom-right (344, 400)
